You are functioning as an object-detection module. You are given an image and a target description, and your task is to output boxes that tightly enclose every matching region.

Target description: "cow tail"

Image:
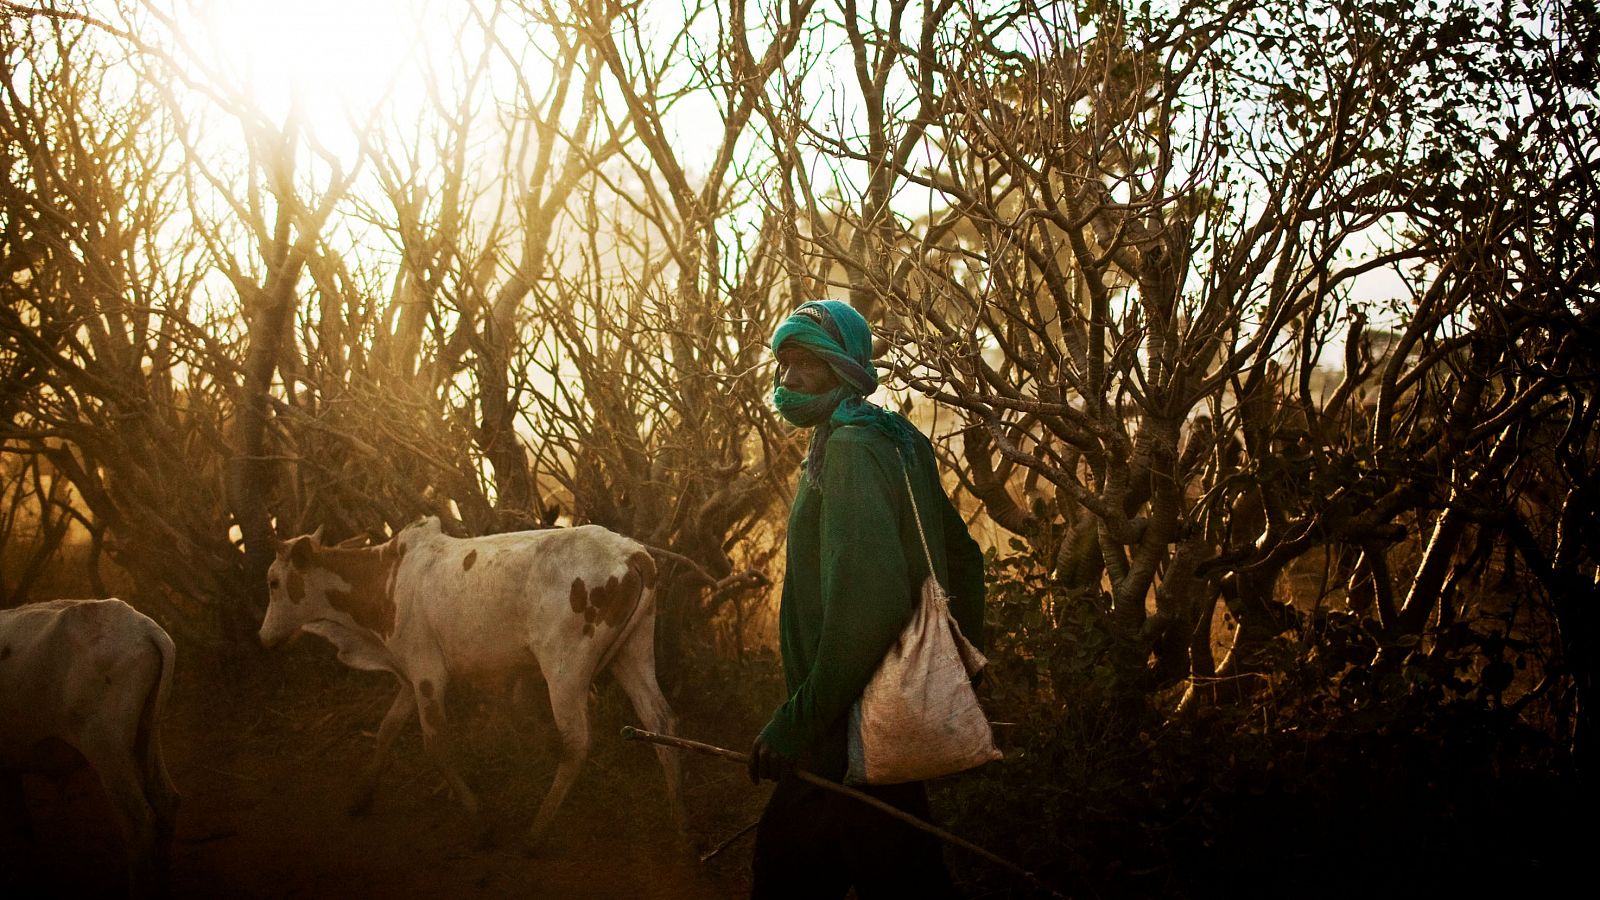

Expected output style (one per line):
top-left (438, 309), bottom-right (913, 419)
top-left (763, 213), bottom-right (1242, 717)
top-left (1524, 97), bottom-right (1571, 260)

top-left (595, 548), bottom-right (657, 674)
top-left (137, 624), bottom-right (180, 810)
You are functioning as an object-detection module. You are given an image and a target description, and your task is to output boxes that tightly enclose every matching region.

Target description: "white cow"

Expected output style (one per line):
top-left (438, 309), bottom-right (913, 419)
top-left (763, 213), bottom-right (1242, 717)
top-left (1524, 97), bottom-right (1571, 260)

top-left (0, 598), bottom-right (180, 895)
top-left (258, 516), bottom-right (683, 848)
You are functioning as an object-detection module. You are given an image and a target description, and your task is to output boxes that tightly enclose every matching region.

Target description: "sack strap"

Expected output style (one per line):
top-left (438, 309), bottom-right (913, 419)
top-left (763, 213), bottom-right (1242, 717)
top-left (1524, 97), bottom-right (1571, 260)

top-left (895, 447), bottom-right (987, 680)
top-left (893, 448), bottom-right (940, 588)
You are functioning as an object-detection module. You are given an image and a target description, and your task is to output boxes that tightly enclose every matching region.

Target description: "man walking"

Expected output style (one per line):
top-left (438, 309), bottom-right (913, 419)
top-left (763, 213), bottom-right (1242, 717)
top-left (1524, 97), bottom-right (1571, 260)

top-left (748, 299), bottom-right (986, 898)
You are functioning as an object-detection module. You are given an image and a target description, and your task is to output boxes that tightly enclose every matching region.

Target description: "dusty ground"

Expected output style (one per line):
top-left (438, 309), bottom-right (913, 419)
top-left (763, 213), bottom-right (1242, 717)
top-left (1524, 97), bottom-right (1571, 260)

top-left (2, 646), bottom-right (771, 899)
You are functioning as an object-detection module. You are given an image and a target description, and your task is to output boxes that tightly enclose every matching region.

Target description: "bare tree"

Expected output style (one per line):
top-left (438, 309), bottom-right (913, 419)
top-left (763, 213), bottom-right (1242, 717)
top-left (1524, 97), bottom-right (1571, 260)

top-left (756, 0), bottom-right (1598, 716)
top-left (0, 9), bottom-right (240, 640)
top-left (0, 0), bottom-right (814, 662)
top-left (5, 0), bottom-right (1593, 763)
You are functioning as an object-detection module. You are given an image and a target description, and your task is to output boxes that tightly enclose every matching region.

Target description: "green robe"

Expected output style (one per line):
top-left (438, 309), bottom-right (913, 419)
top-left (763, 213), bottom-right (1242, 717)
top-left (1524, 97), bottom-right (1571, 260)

top-left (758, 423), bottom-right (987, 780)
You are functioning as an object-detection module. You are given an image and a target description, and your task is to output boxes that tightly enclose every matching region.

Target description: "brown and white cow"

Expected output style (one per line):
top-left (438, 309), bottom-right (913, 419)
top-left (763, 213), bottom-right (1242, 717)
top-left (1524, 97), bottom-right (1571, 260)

top-left (0, 598), bottom-right (180, 895)
top-left (258, 516), bottom-right (682, 848)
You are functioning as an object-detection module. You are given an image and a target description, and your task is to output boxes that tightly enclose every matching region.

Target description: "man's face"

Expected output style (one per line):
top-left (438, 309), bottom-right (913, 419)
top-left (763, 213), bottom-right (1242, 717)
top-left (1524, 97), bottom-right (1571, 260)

top-left (777, 345), bottom-right (839, 394)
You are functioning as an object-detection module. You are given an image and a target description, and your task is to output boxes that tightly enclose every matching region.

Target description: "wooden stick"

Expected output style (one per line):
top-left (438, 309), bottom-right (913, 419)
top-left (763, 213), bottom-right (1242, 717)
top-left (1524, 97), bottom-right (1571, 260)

top-left (621, 726), bottom-right (1065, 898)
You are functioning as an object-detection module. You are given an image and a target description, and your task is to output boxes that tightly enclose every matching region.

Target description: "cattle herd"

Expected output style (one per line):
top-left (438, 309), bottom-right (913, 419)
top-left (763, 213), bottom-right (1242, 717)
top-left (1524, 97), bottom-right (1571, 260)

top-left (1, 516), bottom-right (685, 896)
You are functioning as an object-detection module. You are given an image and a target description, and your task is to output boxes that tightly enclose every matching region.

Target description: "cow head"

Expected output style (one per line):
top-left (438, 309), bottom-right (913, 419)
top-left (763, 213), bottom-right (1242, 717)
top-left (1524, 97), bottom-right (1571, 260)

top-left (259, 525), bottom-right (402, 650)
top-left (259, 526), bottom-right (330, 648)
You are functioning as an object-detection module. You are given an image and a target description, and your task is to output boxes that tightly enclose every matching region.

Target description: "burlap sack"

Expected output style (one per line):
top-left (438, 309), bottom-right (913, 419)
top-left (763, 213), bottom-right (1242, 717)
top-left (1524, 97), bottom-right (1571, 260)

top-left (845, 574), bottom-right (1001, 785)
top-left (844, 457), bottom-right (1002, 785)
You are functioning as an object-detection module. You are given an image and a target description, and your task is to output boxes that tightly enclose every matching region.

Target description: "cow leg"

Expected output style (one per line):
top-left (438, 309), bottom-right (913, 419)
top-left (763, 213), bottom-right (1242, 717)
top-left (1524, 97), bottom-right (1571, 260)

top-left (0, 769), bottom-right (29, 841)
top-left (526, 672), bottom-right (593, 852)
top-left (609, 618), bottom-right (686, 838)
top-left (349, 686), bottom-right (415, 816)
top-left (80, 737), bottom-right (161, 898)
top-left (412, 676), bottom-right (487, 844)
top-left (0, 770), bottom-right (29, 899)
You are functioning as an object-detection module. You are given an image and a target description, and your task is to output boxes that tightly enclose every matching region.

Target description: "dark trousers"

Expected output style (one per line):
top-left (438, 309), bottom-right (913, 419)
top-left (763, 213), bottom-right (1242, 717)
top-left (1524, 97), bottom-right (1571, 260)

top-left (750, 775), bottom-right (957, 899)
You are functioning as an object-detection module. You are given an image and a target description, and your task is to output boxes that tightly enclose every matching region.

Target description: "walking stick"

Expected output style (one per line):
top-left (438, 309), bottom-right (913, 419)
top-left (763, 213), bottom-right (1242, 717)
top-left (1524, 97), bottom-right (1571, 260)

top-left (621, 726), bottom-right (1066, 899)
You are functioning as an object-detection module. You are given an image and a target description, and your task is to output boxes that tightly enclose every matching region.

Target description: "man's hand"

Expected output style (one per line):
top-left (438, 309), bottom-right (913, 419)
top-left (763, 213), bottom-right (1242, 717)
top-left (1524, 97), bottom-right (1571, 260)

top-left (748, 735), bottom-right (794, 784)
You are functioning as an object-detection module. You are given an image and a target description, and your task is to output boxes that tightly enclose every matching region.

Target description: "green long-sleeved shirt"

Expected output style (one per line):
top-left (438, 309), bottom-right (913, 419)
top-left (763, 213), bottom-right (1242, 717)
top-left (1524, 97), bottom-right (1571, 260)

top-left (758, 423), bottom-right (987, 780)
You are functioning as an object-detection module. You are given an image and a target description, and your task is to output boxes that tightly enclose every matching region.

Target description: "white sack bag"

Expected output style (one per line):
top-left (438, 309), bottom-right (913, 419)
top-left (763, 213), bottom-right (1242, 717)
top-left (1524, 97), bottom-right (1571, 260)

top-left (845, 457), bottom-right (1002, 785)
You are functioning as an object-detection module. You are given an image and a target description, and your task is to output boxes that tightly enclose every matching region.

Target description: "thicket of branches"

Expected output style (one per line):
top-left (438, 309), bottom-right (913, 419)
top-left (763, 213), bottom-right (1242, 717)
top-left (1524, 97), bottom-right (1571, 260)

top-left (2, 0), bottom-right (1596, 890)
top-left (1, 0), bottom-right (808, 663)
top-left (804, 0), bottom-right (1598, 691)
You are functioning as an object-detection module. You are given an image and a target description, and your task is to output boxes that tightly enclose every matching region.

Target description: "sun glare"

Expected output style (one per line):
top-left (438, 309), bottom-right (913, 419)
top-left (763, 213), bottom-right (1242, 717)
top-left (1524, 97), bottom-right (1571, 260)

top-left (188, 0), bottom-right (437, 159)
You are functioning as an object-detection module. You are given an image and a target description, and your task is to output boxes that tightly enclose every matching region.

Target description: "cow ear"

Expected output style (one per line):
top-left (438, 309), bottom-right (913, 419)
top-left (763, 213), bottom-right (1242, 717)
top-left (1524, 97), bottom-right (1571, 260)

top-left (273, 537), bottom-right (289, 559)
top-left (288, 536), bottom-right (313, 567)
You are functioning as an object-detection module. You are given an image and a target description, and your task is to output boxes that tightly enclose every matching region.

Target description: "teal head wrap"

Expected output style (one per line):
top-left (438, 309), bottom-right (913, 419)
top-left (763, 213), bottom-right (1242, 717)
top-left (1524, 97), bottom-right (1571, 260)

top-left (770, 300), bottom-right (919, 483)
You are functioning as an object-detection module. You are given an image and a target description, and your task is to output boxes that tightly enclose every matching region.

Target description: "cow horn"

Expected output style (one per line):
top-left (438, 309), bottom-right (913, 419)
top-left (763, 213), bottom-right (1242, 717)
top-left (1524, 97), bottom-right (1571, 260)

top-left (311, 524), bottom-right (327, 546)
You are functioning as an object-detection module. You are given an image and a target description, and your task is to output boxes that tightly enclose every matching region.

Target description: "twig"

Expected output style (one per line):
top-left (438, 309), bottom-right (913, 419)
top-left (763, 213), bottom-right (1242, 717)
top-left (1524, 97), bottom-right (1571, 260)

top-left (621, 727), bottom-right (1066, 899)
top-left (640, 544), bottom-right (719, 586)
top-left (641, 544), bottom-right (769, 600)
top-left (699, 819), bottom-right (758, 863)
top-left (1, 2), bottom-right (135, 42)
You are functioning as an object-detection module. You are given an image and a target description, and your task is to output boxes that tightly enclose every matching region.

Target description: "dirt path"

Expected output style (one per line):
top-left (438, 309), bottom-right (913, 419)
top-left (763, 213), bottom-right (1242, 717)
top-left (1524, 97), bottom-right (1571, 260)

top-left (4, 653), bottom-right (767, 899)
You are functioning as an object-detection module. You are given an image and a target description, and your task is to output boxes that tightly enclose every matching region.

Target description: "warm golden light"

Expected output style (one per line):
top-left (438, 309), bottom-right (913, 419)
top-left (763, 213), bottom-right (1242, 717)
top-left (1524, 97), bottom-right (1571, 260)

top-left (187, 0), bottom-right (438, 156)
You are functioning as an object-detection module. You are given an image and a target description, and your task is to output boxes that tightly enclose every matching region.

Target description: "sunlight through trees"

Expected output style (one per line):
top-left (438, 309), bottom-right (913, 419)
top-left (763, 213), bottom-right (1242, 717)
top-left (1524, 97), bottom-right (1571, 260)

top-left (2, 1), bottom-right (1596, 891)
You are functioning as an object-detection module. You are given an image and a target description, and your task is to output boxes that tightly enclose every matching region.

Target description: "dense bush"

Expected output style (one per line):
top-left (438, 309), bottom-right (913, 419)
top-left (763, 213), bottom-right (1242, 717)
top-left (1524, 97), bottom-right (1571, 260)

top-left (935, 547), bottom-right (1582, 898)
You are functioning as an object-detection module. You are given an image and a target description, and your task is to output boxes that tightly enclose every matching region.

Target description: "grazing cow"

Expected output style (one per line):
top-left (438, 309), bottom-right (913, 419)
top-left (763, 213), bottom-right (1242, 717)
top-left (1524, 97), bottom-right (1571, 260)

top-left (0, 598), bottom-right (179, 895)
top-left (258, 516), bottom-right (683, 848)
